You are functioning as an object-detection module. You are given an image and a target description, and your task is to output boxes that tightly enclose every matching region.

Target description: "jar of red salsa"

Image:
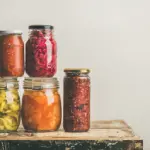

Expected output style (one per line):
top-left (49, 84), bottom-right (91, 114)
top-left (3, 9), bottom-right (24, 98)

top-left (26, 25), bottom-right (57, 77)
top-left (63, 68), bottom-right (90, 132)
top-left (0, 31), bottom-right (24, 77)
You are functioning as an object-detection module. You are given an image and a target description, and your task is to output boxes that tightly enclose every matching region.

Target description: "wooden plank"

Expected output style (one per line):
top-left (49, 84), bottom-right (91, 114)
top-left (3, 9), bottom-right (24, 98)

top-left (0, 120), bottom-right (139, 141)
top-left (0, 140), bottom-right (143, 150)
top-left (91, 120), bottom-right (131, 129)
top-left (0, 120), bottom-right (143, 150)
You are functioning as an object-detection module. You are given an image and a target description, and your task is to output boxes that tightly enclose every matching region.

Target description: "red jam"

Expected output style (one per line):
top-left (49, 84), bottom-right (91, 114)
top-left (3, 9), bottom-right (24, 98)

top-left (26, 25), bottom-right (57, 77)
top-left (63, 69), bottom-right (90, 132)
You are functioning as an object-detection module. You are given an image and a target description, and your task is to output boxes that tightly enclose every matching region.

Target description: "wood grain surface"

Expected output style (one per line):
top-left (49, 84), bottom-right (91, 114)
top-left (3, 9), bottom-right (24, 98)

top-left (0, 120), bottom-right (140, 141)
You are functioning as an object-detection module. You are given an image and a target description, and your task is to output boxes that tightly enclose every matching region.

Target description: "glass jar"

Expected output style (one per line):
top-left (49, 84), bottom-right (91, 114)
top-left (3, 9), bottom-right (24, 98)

top-left (26, 25), bottom-right (57, 77)
top-left (0, 31), bottom-right (24, 77)
top-left (63, 69), bottom-right (90, 132)
top-left (0, 77), bottom-right (20, 132)
top-left (22, 78), bottom-right (61, 132)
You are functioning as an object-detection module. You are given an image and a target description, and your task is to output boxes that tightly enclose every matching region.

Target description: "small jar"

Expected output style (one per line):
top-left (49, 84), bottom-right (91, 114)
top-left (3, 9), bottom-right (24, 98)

top-left (22, 78), bottom-right (61, 132)
top-left (26, 25), bottom-right (57, 77)
top-left (0, 77), bottom-right (20, 132)
top-left (63, 69), bottom-right (90, 132)
top-left (0, 31), bottom-right (24, 77)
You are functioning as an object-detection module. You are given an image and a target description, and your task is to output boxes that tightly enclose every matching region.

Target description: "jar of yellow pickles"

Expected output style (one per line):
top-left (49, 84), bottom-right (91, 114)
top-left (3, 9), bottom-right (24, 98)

top-left (0, 77), bottom-right (20, 132)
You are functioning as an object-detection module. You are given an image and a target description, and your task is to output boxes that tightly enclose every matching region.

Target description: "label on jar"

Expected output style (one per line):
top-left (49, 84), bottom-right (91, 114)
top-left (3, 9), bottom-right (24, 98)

top-left (6, 91), bottom-right (13, 104)
top-left (45, 39), bottom-right (52, 63)
top-left (45, 89), bottom-right (54, 104)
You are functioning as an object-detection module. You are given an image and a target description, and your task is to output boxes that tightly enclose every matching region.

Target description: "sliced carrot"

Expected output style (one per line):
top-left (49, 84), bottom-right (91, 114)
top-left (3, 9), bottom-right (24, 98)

top-left (52, 103), bottom-right (61, 117)
top-left (43, 105), bottom-right (53, 118)
top-left (33, 95), bottom-right (47, 105)
top-left (54, 93), bottom-right (61, 104)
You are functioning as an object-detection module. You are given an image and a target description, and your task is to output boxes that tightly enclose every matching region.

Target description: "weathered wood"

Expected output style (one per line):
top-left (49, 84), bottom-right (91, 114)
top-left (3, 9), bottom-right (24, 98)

top-left (0, 120), bottom-right (143, 150)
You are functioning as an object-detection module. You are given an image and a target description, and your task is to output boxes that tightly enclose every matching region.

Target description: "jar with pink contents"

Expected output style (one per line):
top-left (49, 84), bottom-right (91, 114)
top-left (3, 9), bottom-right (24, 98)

top-left (26, 25), bottom-right (57, 77)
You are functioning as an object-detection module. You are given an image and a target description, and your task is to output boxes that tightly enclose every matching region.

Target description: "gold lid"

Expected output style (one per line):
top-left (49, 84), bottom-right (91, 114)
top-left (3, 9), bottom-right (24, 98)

top-left (64, 68), bottom-right (90, 73)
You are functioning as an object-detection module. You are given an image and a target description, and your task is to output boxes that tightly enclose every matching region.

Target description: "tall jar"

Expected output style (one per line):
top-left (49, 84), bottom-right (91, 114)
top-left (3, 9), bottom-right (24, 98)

top-left (63, 69), bottom-right (90, 132)
top-left (0, 31), bottom-right (24, 77)
top-left (22, 78), bottom-right (61, 132)
top-left (0, 77), bottom-right (20, 132)
top-left (26, 25), bottom-right (57, 77)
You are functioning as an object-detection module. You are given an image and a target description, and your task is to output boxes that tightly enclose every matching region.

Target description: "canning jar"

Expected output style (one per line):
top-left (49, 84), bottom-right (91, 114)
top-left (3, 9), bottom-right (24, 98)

top-left (22, 78), bottom-right (61, 132)
top-left (63, 69), bottom-right (90, 132)
top-left (26, 25), bottom-right (57, 77)
top-left (0, 77), bottom-right (20, 132)
top-left (0, 31), bottom-right (24, 77)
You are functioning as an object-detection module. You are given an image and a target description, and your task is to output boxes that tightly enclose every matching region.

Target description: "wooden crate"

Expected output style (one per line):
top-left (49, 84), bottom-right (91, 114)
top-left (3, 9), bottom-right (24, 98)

top-left (0, 120), bottom-right (143, 150)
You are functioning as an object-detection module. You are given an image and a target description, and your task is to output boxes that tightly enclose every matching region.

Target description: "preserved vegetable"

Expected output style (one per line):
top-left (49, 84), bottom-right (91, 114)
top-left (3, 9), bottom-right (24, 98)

top-left (26, 25), bottom-right (57, 77)
top-left (22, 78), bottom-right (61, 132)
top-left (0, 78), bottom-right (20, 131)
top-left (63, 69), bottom-right (90, 132)
top-left (0, 31), bottom-right (24, 77)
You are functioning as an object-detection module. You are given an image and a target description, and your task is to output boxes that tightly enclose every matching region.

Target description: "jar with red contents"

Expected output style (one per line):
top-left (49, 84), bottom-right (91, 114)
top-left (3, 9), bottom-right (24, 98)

top-left (26, 25), bottom-right (57, 77)
top-left (63, 68), bottom-right (90, 132)
top-left (0, 31), bottom-right (24, 77)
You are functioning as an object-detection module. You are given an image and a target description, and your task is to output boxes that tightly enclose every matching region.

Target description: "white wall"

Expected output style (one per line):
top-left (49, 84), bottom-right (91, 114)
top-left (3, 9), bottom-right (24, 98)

top-left (0, 0), bottom-right (149, 149)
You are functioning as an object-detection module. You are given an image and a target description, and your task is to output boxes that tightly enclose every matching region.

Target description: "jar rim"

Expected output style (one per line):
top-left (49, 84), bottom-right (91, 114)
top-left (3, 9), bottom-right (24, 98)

top-left (29, 25), bottom-right (54, 30)
top-left (0, 30), bottom-right (22, 36)
top-left (24, 77), bottom-right (59, 89)
top-left (64, 68), bottom-right (90, 73)
top-left (0, 77), bottom-right (19, 89)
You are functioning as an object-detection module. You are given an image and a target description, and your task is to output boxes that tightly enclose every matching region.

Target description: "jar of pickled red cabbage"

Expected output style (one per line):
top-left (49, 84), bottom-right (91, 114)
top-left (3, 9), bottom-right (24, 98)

top-left (0, 77), bottom-right (20, 132)
top-left (0, 31), bottom-right (24, 77)
top-left (63, 69), bottom-right (90, 132)
top-left (26, 25), bottom-right (57, 77)
top-left (22, 77), bottom-right (61, 132)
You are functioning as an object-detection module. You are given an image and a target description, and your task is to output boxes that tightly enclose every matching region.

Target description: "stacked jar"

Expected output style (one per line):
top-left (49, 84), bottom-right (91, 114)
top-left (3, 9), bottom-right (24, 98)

top-left (0, 30), bottom-right (24, 77)
top-left (0, 26), bottom-right (91, 133)
top-left (0, 30), bottom-right (24, 132)
top-left (22, 25), bottom-right (61, 132)
top-left (0, 78), bottom-right (20, 131)
top-left (26, 25), bottom-right (57, 77)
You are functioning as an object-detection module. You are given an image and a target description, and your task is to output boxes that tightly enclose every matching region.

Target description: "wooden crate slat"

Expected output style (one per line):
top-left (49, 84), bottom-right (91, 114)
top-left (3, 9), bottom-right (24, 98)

top-left (0, 120), bottom-right (143, 150)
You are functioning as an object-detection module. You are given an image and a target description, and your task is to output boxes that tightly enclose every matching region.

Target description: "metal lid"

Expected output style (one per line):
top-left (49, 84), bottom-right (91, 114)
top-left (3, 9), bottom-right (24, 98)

top-left (0, 77), bottom-right (19, 89)
top-left (24, 77), bottom-right (59, 89)
top-left (29, 25), bottom-right (54, 30)
top-left (0, 30), bottom-right (22, 36)
top-left (64, 68), bottom-right (90, 74)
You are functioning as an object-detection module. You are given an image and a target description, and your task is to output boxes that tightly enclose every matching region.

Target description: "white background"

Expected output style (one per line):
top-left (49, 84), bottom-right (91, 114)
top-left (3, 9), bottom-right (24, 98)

top-left (0, 0), bottom-right (149, 149)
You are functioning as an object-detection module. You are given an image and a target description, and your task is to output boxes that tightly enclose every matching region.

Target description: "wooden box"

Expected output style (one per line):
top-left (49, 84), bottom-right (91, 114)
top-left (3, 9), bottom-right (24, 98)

top-left (0, 120), bottom-right (143, 150)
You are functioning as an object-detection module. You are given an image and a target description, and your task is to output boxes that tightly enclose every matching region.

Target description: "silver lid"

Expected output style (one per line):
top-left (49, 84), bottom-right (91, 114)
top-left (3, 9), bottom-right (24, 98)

top-left (0, 77), bottom-right (19, 89)
top-left (0, 30), bottom-right (22, 36)
top-left (24, 77), bottom-right (59, 89)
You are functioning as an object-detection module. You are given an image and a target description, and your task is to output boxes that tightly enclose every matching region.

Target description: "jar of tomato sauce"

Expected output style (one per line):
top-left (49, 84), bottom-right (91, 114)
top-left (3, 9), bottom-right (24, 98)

top-left (0, 31), bottom-right (24, 77)
top-left (26, 25), bottom-right (57, 77)
top-left (22, 77), bottom-right (61, 132)
top-left (63, 69), bottom-right (90, 132)
top-left (0, 77), bottom-right (20, 132)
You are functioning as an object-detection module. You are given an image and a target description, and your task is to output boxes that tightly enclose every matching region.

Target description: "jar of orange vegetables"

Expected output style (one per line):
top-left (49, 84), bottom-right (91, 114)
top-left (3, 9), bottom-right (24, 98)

top-left (22, 78), bottom-right (61, 132)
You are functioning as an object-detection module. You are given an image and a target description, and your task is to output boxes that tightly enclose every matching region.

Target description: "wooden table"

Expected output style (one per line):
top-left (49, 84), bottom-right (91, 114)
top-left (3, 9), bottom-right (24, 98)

top-left (0, 120), bottom-right (143, 150)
